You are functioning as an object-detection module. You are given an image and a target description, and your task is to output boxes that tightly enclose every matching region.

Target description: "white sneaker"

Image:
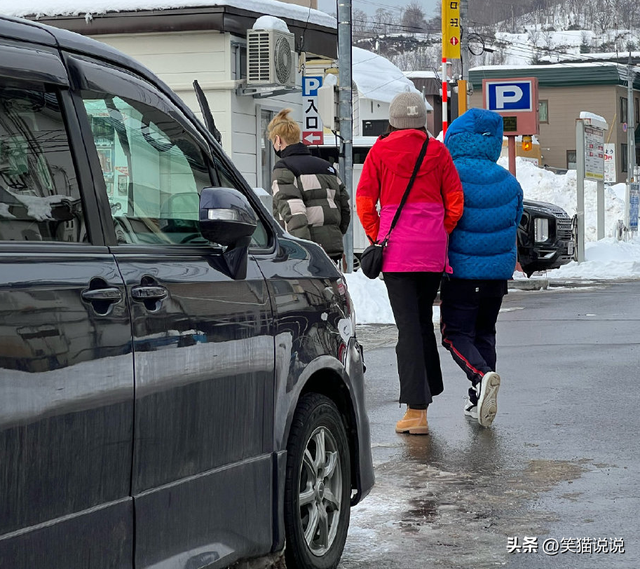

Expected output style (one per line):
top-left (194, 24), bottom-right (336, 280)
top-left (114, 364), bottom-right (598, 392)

top-left (463, 397), bottom-right (478, 419)
top-left (476, 371), bottom-right (501, 428)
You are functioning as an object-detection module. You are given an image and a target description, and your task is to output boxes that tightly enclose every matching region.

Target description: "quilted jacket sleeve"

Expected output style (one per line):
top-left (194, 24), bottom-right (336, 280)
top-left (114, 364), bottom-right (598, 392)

top-left (337, 178), bottom-right (351, 235)
top-left (356, 149), bottom-right (381, 243)
top-left (440, 148), bottom-right (464, 234)
top-left (272, 167), bottom-right (311, 240)
top-left (515, 177), bottom-right (524, 227)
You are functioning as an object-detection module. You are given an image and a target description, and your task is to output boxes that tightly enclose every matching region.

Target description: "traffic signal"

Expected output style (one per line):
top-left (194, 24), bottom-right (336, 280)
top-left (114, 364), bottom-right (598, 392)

top-left (522, 135), bottom-right (533, 152)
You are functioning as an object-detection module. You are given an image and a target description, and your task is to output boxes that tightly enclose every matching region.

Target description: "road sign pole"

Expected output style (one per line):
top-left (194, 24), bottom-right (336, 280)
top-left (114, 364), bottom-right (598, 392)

top-left (576, 119), bottom-right (586, 262)
top-left (597, 180), bottom-right (605, 240)
top-left (442, 57), bottom-right (448, 138)
top-left (507, 136), bottom-right (516, 176)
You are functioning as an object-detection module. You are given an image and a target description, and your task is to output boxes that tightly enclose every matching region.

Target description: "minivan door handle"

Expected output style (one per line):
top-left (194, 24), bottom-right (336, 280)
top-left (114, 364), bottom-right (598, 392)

top-left (131, 285), bottom-right (168, 301)
top-left (81, 288), bottom-right (123, 302)
top-left (81, 284), bottom-right (123, 316)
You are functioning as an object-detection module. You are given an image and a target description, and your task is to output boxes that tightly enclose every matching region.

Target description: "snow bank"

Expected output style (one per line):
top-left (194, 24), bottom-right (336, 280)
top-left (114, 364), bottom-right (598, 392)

top-left (500, 157), bottom-right (626, 241)
top-left (549, 238), bottom-right (640, 280)
top-left (345, 270), bottom-right (440, 326)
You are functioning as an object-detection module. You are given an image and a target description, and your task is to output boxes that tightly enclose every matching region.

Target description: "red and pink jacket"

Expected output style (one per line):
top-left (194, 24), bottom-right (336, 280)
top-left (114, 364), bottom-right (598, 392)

top-left (356, 129), bottom-right (464, 273)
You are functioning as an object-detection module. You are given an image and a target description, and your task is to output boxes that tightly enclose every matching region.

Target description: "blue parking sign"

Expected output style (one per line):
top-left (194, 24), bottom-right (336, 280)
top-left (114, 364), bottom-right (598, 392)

top-left (486, 81), bottom-right (533, 112)
top-left (302, 76), bottom-right (322, 97)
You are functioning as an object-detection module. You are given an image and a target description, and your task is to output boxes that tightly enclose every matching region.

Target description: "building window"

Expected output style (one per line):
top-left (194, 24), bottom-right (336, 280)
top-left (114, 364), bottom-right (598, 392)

top-left (621, 143), bottom-right (628, 173)
top-left (566, 150), bottom-right (576, 170)
top-left (538, 100), bottom-right (548, 123)
top-left (261, 110), bottom-right (275, 192)
top-left (620, 97), bottom-right (628, 123)
top-left (362, 119), bottom-right (389, 137)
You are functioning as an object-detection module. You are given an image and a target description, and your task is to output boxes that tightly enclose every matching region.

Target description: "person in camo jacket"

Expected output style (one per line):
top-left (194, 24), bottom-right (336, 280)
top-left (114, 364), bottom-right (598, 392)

top-left (268, 109), bottom-right (350, 264)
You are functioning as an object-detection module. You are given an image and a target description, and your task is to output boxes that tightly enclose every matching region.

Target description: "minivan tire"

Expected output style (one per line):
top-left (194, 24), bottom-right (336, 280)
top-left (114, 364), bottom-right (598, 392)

top-left (284, 393), bottom-right (351, 569)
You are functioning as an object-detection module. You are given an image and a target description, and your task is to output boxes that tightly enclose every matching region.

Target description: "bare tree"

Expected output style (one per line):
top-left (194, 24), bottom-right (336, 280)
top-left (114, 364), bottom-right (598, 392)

top-left (352, 9), bottom-right (369, 41)
top-left (372, 8), bottom-right (397, 36)
top-left (401, 1), bottom-right (428, 34)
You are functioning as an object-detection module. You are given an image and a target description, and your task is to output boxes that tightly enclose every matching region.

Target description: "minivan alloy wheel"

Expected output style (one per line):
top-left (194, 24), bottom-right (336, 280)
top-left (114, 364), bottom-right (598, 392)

top-left (284, 393), bottom-right (351, 569)
top-left (299, 426), bottom-right (342, 555)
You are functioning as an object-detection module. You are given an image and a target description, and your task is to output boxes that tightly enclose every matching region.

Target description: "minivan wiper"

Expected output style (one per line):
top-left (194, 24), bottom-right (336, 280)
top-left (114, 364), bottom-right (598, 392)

top-left (193, 80), bottom-right (222, 144)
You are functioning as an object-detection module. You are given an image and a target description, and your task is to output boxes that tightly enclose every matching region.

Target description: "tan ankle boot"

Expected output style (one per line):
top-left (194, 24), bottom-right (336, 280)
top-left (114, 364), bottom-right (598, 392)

top-left (395, 408), bottom-right (429, 435)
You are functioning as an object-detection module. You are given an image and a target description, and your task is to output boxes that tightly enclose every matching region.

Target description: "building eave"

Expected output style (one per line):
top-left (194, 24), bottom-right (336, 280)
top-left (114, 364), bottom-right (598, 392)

top-left (26, 5), bottom-right (337, 59)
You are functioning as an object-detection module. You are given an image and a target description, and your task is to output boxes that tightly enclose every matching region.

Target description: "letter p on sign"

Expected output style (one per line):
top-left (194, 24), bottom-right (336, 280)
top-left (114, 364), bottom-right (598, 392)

top-left (495, 85), bottom-right (523, 109)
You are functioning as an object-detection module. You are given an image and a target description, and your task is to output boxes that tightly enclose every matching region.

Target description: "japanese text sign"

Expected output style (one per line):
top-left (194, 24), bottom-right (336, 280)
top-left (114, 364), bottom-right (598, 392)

top-left (442, 1), bottom-right (460, 59)
top-left (302, 76), bottom-right (324, 146)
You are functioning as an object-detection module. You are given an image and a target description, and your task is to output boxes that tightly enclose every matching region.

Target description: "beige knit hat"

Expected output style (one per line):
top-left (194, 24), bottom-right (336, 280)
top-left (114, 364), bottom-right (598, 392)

top-left (389, 92), bottom-right (427, 130)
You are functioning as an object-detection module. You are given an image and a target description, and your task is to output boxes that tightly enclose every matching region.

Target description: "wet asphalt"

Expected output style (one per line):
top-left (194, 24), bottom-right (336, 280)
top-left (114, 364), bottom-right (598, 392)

top-left (340, 281), bottom-right (640, 569)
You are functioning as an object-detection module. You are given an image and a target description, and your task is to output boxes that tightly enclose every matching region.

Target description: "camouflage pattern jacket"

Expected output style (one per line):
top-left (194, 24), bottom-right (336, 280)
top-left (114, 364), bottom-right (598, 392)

top-left (271, 143), bottom-right (350, 258)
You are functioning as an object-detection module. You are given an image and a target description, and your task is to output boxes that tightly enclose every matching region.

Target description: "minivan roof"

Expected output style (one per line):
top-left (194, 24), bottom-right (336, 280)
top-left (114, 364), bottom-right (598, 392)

top-left (0, 15), bottom-right (218, 149)
top-left (0, 16), bottom-right (161, 84)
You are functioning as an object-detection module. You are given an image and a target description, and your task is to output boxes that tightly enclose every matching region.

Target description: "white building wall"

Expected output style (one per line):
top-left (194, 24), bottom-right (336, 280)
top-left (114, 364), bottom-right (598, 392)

top-left (358, 98), bottom-right (390, 124)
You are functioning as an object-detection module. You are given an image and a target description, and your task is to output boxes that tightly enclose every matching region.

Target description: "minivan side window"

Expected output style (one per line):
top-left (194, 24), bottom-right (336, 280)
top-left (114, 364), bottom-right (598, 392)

top-left (83, 95), bottom-right (211, 245)
top-left (212, 154), bottom-right (270, 249)
top-left (0, 87), bottom-right (85, 242)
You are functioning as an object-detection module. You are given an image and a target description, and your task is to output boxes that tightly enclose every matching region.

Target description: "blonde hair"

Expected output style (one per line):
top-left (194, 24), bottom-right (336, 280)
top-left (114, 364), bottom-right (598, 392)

top-left (267, 109), bottom-right (301, 145)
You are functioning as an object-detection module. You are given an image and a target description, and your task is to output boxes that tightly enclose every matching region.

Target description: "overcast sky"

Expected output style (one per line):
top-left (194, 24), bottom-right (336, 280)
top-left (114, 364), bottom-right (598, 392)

top-left (317, 0), bottom-right (439, 18)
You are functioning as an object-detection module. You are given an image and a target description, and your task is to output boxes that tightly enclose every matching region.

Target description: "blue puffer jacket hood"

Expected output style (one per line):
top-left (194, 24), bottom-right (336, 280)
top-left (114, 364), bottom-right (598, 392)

top-left (444, 109), bottom-right (524, 280)
top-left (445, 107), bottom-right (503, 162)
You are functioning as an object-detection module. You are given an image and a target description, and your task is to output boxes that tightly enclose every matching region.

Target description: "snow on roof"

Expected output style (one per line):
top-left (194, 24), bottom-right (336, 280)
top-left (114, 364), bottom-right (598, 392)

top-left (542, 51), bottom-right (640, 62)
top-left (7, 0), bottom-right (336, 28)
top-left (403, 70), bottom-right (438, 79)
top-left (471, 62), bottom-right (623, 72)
top-left (352, 47), bottom-right (423, 105)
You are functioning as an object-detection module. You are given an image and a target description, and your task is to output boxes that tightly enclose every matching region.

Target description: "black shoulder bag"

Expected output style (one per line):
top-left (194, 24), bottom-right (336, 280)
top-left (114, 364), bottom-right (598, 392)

top-left (360, 136), bottom-right (430, 279)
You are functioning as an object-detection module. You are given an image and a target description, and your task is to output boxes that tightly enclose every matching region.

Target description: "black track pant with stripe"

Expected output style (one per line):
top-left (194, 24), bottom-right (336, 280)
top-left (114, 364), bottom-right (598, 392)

top-left (440, 277), bottom-right (507, 393)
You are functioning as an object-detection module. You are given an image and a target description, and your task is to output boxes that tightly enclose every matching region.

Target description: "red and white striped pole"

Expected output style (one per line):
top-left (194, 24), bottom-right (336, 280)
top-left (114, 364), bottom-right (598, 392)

top-left (442, 57), bottom-right (448, 138)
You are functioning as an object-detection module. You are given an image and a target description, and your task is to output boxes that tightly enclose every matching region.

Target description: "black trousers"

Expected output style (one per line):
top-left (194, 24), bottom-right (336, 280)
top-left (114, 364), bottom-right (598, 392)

top-left (384, 272), bottom-right (443, 408)
top-left (440, 277), bottom-right (507, 388)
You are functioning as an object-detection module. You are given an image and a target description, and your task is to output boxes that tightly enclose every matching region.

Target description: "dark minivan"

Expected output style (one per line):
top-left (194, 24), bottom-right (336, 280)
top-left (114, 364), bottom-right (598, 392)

top-left (0, 16), bottom-right (373, 569)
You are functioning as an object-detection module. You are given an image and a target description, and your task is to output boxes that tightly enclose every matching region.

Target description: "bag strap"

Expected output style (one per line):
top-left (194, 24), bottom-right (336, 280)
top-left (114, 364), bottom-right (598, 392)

top-left (380, 136), bottom-right (429, 245)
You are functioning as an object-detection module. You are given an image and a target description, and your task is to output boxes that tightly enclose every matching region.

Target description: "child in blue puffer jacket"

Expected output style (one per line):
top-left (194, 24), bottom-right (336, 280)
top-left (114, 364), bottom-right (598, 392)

top-left (441, 108), bottom-right (523, 428)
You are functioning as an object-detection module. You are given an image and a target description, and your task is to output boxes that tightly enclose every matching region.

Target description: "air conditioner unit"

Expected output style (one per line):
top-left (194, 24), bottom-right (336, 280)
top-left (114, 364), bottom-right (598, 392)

top-left (247, 29), bottom-right (296, 88)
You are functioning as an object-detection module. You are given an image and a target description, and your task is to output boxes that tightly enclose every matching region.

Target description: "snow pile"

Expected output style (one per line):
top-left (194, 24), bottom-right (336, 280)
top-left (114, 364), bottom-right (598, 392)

top-left (352, 47), bottom-right (420, 104)
top-left (7, 0), bottom-right (336, 29)
top-left (252, 16), bottom-right (289, 33)
top-left (345, 270), bottom-right (394, 325)
top-left (551, 238), bottom-right (640, 280)
top-left (501, 157), bottom-right (626, 242)
top-left (345, 271), bottom-right (440, 326)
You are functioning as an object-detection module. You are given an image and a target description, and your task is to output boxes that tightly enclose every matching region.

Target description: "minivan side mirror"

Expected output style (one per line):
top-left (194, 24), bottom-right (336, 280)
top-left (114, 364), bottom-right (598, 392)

top-left (199, 187), bottom-right (257, 248)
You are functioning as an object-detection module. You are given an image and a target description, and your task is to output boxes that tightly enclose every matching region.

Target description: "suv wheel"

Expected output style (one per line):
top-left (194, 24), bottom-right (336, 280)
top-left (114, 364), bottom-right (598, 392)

top-left (284, 393), bottom-right (351, 569)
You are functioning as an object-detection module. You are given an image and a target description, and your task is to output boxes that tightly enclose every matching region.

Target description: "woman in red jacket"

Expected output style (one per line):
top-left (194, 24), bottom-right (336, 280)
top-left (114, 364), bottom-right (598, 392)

top-left (356, 92), bottom-right (464, 435)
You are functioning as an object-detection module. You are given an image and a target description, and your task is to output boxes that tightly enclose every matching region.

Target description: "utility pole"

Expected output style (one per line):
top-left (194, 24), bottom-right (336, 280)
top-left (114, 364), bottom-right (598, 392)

top-left (576, 118), bottom-right (586, 262)
top-left (458, 0), bottom-right (469, 116)
top-left (337, 0), bottom-right (354, 272)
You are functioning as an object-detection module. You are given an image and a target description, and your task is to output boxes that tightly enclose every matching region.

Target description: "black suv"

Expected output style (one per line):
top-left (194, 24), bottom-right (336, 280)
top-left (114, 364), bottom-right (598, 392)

top-left (0, 16), bottom-right (373, 569)
top-left (518, 200), bottom-right (576, 276)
